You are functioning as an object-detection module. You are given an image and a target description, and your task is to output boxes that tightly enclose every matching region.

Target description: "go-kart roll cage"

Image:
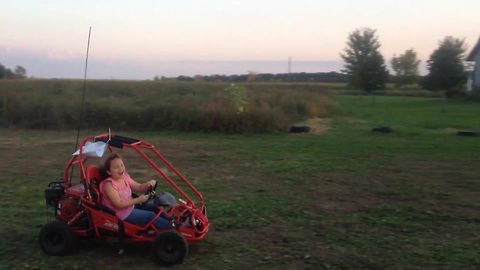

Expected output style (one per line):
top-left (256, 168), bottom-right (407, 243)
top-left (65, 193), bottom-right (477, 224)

top-left (64, 132), bottom-right (205, 212)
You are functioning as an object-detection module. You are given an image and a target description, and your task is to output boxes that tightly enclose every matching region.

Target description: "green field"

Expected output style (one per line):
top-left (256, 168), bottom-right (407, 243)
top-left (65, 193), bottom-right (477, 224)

top-left (0, 92), bottom-right (479, 269)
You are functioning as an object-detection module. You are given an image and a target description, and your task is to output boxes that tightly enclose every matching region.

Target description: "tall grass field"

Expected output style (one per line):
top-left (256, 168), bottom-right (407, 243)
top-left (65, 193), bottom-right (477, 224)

top-left (0, 80), bottom-right (340, 132)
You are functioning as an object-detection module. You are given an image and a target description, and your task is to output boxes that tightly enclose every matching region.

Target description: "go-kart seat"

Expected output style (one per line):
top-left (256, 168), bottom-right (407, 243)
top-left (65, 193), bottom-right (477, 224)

top-left (86, 165), bottom-right (103, 203)
top-left (86, 165), bottom-right (126, 253)
top-left (85, 165), bottom-right (115, 216)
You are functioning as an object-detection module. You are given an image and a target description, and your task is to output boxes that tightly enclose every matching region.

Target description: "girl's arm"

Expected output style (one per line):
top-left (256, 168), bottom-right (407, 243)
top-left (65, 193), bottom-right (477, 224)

top-left (130, 179), bottom-right (157, 193)
top-left (103, 181), bottom-right (148, 209)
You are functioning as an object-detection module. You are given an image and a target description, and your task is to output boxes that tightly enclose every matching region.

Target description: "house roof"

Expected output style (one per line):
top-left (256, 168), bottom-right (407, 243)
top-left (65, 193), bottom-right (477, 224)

top-left (467, 36), bottom-right (480, 61)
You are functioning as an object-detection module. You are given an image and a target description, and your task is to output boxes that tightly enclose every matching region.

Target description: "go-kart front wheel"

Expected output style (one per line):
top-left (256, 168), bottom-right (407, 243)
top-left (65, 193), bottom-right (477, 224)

top-left (39, 220), bottom-right (77, 256)
top-left (152, 231), bottom-right (188, 266)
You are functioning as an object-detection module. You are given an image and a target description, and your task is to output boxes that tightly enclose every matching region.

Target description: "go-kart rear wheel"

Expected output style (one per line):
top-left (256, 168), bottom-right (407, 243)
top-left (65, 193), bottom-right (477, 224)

top-left (39, 220), bottom-right (77, 256)
top-left (152, 231), bottom-right (188, 266)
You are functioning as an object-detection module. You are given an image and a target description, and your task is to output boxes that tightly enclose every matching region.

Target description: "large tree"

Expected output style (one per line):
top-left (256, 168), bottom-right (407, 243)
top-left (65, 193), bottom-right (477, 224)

top-left (0, 63), bottom-right (27, 79)
top-left (0, 63), bottom-right (6, 79)
top-left (14, 65), bottom-right (27, 79)
top-left (340, 28), bottom-right (389, 94)
top-left (391, 49), bottom-right (420, 87)
top-left (423, 36), bottom-right (467, 97)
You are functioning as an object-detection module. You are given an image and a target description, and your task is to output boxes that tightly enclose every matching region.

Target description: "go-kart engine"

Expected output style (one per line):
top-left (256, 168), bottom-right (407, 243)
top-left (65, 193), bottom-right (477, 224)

top-left (44, 181), bottom-right (65, 208)
top-left (58, 198), bottom-right (80, 222)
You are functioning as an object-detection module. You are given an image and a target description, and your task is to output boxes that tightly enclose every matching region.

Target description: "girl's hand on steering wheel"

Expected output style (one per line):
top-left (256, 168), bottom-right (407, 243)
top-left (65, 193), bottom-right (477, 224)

top-left (147, 180), bottom-right (157, 191)
top-left (137, 194), bottom-right (150, 204)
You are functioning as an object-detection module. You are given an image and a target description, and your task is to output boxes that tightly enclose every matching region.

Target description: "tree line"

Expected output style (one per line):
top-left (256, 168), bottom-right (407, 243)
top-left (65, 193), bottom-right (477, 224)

top-left (340, 28), bottom-right (470, 98)
top-left (161, 71), bottom-right (349, 83)
top-left (0, 63), bottom-right (27, 79)
top-left (157, 27), bottom-right (470, 99)
top-left (2, 28), bottom-right (471, 97)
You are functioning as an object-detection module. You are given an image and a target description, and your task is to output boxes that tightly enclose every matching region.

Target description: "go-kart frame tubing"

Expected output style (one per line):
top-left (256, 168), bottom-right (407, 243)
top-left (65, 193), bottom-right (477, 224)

top-left (62, 133), bottom-right (209, 242)
top-left (129, 139), bottom-right (204, 210)
top-left (79, 191), bottom-right (208, 244)
top-left (63, 133), bottom-right (206, 211)
top-left (81, 197), bottom-right (167, 242)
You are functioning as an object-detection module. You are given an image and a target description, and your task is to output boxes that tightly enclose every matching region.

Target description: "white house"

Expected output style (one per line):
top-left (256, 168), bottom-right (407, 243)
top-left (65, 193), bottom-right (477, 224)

top-left (466, 37), bottom-right (480, 93)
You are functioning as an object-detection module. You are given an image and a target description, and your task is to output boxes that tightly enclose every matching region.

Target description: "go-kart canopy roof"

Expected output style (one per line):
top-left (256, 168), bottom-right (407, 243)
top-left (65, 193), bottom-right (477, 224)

top-left (94, 134), bottom-right (140, 149)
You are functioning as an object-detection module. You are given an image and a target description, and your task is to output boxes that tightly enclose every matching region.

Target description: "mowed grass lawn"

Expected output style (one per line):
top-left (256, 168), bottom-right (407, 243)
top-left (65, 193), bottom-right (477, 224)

top-left (0, 95), bottom-right (479, 269)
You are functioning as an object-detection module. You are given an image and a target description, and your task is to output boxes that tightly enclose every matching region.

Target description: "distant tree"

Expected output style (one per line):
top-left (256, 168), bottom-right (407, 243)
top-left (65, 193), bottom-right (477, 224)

top-left (340, 28), bottom-right (389, 96)
top-left (13, 65), bottom-right (27, 79)
top-left (423, 36), bottom-right (468, 97)
top-left (4, 68), bottom-right (14, 79)
top-left (168, 72), bottom-right (348, 83)
top-left (391, 49), bottom-right (420, 87)
top-left (247, 71), bottom-right (258, 82)
top-left (194, 75), bottom-right (205, 82)
top-left (176, 75), bottom-right (194, 81)
top-left (0, 63), bottom-right (27, 79)
top-left (0, 63), bottom-right (6, 79)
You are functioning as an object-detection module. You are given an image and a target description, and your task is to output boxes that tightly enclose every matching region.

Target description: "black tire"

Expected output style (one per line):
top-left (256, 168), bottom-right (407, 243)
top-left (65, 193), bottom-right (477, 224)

top-left (39, 220), bottom-right (77, 256)
top-left (289, 125), bottom-right (311, 133)
top-left (372, 126), bottom-right (393, 133)
top-left (152, 231), bottom-right (188, 266)
top-left (457, 130), bottom-right (479, 136)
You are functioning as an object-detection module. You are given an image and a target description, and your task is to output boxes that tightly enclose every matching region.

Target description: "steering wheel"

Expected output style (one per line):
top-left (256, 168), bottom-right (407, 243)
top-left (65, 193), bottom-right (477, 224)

top-left (141, 181), bottom-right (158, 205)
top-left (147, 181), bottom-right (158, 198)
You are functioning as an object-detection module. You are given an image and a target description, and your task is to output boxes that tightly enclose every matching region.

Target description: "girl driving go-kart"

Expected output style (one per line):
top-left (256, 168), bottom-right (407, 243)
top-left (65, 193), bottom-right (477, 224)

top-left (39, 132), bottom-right (209, 266)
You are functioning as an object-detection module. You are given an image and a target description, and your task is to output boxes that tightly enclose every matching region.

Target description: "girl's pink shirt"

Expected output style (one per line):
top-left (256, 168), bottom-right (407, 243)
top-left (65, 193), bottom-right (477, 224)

top-left (100, 172), bottom-right (135, 220)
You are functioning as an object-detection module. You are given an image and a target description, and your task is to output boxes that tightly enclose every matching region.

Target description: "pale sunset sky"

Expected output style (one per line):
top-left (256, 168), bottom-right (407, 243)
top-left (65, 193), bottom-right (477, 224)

top-left (1, 0), bottom-right (479, 79)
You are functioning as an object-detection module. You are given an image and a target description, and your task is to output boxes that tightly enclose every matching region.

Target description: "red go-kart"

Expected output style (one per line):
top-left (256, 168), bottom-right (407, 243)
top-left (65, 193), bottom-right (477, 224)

top-left (39, 132), bottom-right (209, 266)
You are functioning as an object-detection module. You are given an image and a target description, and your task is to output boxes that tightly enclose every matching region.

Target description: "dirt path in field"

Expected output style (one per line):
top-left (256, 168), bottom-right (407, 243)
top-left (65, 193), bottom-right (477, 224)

top-left (303, 117), bottom-right (331, 135)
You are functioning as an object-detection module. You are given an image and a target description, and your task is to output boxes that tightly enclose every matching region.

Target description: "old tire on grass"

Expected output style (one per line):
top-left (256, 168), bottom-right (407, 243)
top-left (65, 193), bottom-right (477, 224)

top-left (152, 231), bottom-right (188, 266)
top-left (39, 220), bottom-right (77, 256)
top-left (457, 130), bottom-right (479, 136)
top-left (372, 126), bottom-right (393, 133)
top-left (289, 125), bottom-right (311, 133)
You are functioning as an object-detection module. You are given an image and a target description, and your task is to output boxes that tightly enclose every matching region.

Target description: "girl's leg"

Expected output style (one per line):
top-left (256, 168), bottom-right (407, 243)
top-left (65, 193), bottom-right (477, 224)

top-left (125, 208), bottom-right (173, 229)
top-left (154, 216), bottom-right (174, 229)
top-left (124, 208), bottom-right (156, 226)
top-left (136, 204), bottom-right (173, 229)
top-left (136, 202), bottom-right (158, 213)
